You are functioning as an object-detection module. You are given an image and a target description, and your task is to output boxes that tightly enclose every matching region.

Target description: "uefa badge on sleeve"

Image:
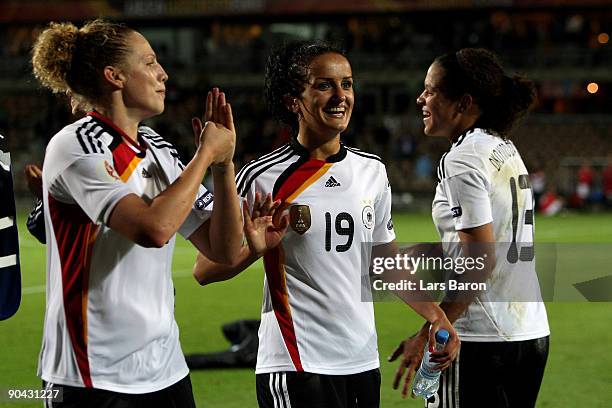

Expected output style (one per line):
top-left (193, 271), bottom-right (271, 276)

top-left (195, 191), bottom-right (214, 210)
top-left (289, 205), bottom-right (311, 235)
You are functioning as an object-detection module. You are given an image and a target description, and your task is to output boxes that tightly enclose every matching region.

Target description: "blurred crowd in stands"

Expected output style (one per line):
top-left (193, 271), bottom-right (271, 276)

top-left (1, 8), bottom-right (611, 212)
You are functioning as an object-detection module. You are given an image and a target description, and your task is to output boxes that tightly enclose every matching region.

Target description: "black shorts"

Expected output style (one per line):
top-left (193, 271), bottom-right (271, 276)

top-left (43, 374), bottom-right (196, 408)
top-left (424, 336), bottom-right (549, 408)
top-left (256, 369), bottom-right (381, 408)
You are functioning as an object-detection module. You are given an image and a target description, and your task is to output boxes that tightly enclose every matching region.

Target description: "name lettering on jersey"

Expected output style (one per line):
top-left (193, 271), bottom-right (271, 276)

top-left (324, 176), bottom-right (341, 187)
top-left (361, 198), bottom-right (374, 206)
top-left (451, 206), bottom-right (462, 218)
top-left (489, 141), bottom-right (518, 171)
top-left (289, 205), bottom-right (311, 234)
top-left (362, 205), bottom-right (375, 229)
top-left (104, 160), bottom-right (120, 181)
top-left (195, 191), bottom-right (214, 210)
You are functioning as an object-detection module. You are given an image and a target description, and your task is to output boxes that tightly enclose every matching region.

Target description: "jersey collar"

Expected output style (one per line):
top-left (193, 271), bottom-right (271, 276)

top-left (289, 137), bottom-right (347, 163)
top-left (87, 112), bottom-right (147, 156)
top-left (451, 127), bottom-right (480, 150)
top-left (451, 127), bottom-right (506, 151)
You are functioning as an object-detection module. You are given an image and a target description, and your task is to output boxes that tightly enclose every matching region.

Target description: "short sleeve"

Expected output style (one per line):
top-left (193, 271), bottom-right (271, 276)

top-left (179, 184), bottom-right (214, 239)
top-left (373, 166), bottom-right (396, 243)
top-left (49, 156), bottom-right (132, 225)
top-left (442, 170), bottom-right (492, 230)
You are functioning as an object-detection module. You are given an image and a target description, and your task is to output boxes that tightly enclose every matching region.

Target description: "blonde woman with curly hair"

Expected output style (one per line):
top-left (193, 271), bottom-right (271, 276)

top-left (32, 19), bottom-right (243, 407)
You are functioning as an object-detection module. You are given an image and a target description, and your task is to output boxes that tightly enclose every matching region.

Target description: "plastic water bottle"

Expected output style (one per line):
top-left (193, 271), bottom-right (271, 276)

top-left (412, 329), bottom-right (450, 399)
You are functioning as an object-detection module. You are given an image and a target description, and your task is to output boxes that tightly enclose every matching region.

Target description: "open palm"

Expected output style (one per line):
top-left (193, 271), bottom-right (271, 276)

top-left (191, 87), bottom-right (236, 165)
top-left (243, 193), bottom-right (289, 256)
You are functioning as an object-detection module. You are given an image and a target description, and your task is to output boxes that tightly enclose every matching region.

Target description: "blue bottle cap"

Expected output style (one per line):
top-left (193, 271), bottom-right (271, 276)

top-left (435, 329), bottom-right (450, 345)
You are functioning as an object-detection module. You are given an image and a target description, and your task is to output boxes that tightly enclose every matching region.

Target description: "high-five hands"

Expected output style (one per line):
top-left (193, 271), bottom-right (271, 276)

top-left (191, 87), bottom-right (236, 166)
top-left (243, 192), bottom-right (289, 257)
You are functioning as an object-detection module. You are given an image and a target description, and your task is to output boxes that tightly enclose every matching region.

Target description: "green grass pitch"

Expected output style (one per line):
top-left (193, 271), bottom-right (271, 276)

top-left (1, 212), bottom-right (611, 407)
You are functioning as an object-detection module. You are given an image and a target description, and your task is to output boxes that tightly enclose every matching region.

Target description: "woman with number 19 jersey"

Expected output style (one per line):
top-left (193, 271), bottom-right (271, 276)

top-left (237, 138), bottom-right (393, 375)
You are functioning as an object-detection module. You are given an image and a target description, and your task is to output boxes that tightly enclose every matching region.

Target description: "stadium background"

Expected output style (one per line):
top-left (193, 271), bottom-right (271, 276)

top-left (1, 0), bottom-right (611, 407)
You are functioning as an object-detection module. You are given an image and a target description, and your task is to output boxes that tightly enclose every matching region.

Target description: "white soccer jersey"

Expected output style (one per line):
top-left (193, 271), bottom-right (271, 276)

top-left (38, 112), bottom-right (212, 393)
top-left (432, 128), bottom-right (549, 342)
top-left (237, 139), bottom-right (395, 375)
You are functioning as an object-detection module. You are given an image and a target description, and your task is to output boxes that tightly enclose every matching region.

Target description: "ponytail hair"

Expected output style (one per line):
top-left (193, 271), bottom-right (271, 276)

top-left (32, 19), bottom-right (134, 106)
top-left (434, 48), bottom-right (536, 136)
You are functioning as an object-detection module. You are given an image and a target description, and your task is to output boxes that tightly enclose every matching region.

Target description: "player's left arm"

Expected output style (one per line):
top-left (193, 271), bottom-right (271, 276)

top-left (188, 164), bottom-right (243, 264)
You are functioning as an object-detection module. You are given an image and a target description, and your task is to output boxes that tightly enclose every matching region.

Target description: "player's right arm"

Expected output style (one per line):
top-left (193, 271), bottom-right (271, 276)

top-left (108, 91), bottom-right (236, 248)
top-left (24, 164), bottom-right (46, 244)
top-left (193, 193), bottom-right (289, 285)
top-left (108, 142), bottom-right (216, 247)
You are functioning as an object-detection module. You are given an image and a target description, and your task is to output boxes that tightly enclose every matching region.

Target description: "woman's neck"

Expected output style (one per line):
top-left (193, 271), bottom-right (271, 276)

top-left (95, 103), bottom-right (140, 143)
top-left (449, 127), bottom-right (471, 143)
top-left (449, 109), bottom-right (480, 143)
top-left (297, 130), bottom-right (341, 160)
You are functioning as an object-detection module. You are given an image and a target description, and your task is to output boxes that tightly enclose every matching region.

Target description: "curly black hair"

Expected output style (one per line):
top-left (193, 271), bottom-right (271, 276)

top-left (264, 40), bottom-right (347, 136)
top-left (434, 48), bottom-right (536, 136)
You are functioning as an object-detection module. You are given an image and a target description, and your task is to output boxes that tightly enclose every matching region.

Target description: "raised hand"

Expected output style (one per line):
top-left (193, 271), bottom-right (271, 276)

top-left (243, 192), bottom-right (289, 257)
top-left (191, 87), bottom-right (236, 166)
top-left (24, 163), bottom-right (43, 200)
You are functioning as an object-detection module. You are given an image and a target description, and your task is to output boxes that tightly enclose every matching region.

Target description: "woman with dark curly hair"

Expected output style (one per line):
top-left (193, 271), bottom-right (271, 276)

top-left (390, 48), bottom-right (550, 408)
top-left (193, 40), bottom-right (459, 408)
top-left (31, 19), bottom-right (242, 407)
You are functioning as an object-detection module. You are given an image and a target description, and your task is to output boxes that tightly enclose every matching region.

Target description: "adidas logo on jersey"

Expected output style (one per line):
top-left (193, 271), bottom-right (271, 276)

top-left (325, 176), bottom-right (341, 187)
top-left (141, 168), bottom-right (152, 178)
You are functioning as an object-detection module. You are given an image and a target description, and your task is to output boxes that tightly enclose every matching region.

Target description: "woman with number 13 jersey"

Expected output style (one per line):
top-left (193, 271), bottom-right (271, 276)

top-left (392, 49), bottom-right (549, 408)
top-left (193, 41), bottom-right (458, 408)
